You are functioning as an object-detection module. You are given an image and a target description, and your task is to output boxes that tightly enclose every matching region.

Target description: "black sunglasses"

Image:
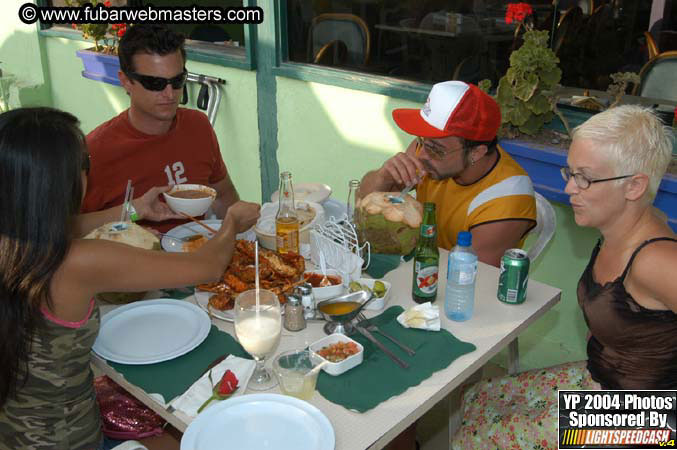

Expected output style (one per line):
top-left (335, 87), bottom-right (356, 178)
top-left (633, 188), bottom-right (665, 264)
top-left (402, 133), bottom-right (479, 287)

top-left (126, 70), bottom-right (187, 91)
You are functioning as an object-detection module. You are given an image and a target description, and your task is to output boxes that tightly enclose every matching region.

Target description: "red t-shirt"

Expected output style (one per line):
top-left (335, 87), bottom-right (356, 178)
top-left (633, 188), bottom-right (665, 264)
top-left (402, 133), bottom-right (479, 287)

top-left (82, 108), bottom-right (228, 233)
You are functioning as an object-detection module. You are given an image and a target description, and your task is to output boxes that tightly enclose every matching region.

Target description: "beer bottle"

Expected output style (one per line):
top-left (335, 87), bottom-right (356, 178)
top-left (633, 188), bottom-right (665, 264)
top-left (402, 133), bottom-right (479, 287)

top-left (412, 202), bottom-right (440, 303)
top-left (275, 171), bottom-right (300, 254)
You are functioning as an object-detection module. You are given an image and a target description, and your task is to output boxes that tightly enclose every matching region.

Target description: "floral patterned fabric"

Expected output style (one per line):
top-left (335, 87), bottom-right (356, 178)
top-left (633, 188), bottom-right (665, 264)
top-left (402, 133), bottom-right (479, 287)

top-left (452, 361), bottom-right (596, 450)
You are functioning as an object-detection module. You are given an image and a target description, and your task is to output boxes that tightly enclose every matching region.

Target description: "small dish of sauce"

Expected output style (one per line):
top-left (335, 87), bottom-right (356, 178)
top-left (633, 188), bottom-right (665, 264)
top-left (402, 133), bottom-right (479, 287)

top-left (304, 272), bottom-right (342, 287)
top-left (319, 301), bottom-right (361, 316)
top-left (168, 189), bottom-right (213, 199)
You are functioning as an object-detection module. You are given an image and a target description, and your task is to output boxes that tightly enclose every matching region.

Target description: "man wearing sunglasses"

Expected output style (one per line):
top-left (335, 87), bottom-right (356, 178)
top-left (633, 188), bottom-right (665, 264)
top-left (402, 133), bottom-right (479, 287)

top-left (82, 25), bottom-right (240, 233)
top-left (360, 81), bottom-right (537, 267)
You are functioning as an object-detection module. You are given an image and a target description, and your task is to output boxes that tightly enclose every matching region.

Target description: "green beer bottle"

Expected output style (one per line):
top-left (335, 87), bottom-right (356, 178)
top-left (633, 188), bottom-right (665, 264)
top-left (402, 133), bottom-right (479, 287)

top-left (412, 202), bottom-right (440, 303)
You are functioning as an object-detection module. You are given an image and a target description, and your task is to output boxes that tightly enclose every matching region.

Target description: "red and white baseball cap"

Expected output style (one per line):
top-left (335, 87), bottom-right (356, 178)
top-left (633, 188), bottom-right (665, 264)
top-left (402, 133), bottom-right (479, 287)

top-left (392, 81), bottom-right (501, 141)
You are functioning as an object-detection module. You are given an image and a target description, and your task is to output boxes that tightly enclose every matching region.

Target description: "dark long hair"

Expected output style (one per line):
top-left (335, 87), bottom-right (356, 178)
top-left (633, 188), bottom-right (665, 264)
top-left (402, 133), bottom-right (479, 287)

top-left (0, 108), bottom-right (86, 406)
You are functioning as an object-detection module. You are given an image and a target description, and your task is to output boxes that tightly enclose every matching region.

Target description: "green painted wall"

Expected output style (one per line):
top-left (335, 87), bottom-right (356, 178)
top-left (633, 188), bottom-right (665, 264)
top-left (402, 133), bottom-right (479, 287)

top-left (40, 38), bottom-right (262, 203)
top-left (276, 77), bottom-right (597, 371)
top-left (0, 1), bottom-right (52, 107)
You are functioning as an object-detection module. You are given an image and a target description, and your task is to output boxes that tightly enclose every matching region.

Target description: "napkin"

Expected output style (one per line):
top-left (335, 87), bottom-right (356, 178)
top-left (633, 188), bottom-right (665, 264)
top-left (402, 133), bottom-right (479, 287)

top-left (396, 302), bottom-right (440, 331)
top-left (168, 355), bottom-right (255, 418)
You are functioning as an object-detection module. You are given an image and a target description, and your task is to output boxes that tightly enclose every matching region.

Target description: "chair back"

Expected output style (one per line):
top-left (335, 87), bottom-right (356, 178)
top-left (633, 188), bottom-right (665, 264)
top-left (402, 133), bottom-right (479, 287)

top-left (644, 31), bottom-right (659, 59)
top-left (635, 51), bottom-right (677, 102)
top-left (527, 192), bottom-right (556, 262)
top-left (308, 13), bottom-right (371, 66)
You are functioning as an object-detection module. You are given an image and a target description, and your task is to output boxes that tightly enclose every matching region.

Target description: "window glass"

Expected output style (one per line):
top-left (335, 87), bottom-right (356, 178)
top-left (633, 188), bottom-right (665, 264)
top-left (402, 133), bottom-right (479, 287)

top-left (286, 0), bottom-right (677, 97)
top-left (48, 0), bottom-right (246, 53)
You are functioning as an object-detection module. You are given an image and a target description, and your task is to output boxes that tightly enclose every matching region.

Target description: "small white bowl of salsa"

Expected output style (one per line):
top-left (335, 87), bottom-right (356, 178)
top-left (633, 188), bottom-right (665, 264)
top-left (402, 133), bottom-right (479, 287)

top-left (303, 270), bottom-right (345, 301)
top-left (163, 184), bottom-right (216, 217)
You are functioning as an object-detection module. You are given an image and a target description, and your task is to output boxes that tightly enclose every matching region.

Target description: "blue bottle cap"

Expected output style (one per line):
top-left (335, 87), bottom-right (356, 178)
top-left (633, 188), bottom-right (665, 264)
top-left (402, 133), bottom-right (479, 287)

top-left (457, 231), bottom-right (472, 247)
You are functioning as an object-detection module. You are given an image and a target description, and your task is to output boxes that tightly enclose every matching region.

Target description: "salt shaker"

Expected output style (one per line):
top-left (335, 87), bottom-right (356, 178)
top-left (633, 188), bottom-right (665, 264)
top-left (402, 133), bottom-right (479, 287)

top-left (283, 294), bottom-right (305, 331)
top-left (297, 283), bottom-right (315, 319)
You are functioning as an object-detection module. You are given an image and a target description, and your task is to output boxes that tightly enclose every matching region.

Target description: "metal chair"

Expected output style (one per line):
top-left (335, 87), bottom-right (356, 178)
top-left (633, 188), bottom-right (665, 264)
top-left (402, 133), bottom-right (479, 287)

top-left (633, 50), bottom-right (677, 102)
top-left (307, 13), bottom-right (371, 66)
top-left (644, 31), bottom-right (659, 60)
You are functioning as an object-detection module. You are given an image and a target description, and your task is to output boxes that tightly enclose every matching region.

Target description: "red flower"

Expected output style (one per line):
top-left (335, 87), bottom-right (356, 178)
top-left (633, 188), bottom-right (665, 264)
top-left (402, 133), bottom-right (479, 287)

top-left (103, 1), bottom-right (111, 7)
top-left (506, 3), bottom-right (534, 24)
top-left (217, 370), bottom-right (239, 396)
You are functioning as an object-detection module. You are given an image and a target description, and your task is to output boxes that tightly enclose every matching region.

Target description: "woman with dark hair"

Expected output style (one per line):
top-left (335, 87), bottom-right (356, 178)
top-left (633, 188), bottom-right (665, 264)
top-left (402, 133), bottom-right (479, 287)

top-left (0, 107), bottom-right (260, 449)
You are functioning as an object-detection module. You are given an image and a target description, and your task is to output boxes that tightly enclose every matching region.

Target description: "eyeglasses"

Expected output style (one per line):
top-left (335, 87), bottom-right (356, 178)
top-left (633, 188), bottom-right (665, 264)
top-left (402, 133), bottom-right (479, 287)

top-left (416, 137), bottom-right (467, 160)
top-left (82, 151), bottom-right (90, 175)
top-left (125, 69), bottom-right (187, 91)
top-left (560, 167), bottom-right (634, 190)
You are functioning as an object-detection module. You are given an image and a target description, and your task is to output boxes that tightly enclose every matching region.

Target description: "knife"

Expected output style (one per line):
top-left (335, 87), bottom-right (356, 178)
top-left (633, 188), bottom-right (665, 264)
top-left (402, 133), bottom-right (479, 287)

top-left (355, 325), bottom-right (410, 369)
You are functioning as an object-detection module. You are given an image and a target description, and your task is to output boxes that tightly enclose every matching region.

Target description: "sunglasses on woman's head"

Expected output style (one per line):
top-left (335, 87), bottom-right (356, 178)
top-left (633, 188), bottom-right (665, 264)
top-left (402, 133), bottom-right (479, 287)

top-left (125, 69), bottom-right (187, 91)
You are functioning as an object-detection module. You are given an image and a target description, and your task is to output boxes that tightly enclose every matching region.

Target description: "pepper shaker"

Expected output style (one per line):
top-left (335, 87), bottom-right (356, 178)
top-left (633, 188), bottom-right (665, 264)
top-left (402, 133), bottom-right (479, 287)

top-left (297, 283), bottom-right (315, 319)
top-left (283, 294), bottom-right (305, 331)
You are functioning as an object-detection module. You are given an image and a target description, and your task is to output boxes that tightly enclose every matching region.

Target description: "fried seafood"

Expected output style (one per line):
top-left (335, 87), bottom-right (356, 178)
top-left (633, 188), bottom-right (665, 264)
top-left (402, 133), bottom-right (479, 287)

top-left (196, 240), bottom-right (305, 311)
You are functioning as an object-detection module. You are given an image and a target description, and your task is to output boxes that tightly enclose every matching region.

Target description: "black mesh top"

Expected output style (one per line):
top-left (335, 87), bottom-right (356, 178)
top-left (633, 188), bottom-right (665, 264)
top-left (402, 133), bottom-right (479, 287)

top-left (578, 237), bottom-right (677, 389)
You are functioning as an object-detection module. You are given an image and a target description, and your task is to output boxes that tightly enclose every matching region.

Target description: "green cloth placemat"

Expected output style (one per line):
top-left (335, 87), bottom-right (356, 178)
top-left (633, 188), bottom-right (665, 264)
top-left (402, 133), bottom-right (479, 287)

top-left (109, 326), bottom-right (250, 402)
top-left (316, 306), bottom-right (476, 412)
top-left (365, 251), bottom-right (414, 279)
top-left (158, 287), bottom-right (194, 300)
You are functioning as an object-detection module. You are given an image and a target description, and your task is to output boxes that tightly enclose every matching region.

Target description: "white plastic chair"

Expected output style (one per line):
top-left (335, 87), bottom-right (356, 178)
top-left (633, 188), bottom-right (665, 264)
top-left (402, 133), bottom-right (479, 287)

top-left (507, 192), bottom-right (556, 376)
top-left (526, 191), bottom-right (556, 262)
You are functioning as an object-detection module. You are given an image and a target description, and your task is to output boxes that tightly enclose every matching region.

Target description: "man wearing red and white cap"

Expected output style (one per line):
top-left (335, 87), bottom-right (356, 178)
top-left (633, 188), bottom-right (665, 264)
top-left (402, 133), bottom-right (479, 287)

top-left (360, 81), bottom-right (537, 266)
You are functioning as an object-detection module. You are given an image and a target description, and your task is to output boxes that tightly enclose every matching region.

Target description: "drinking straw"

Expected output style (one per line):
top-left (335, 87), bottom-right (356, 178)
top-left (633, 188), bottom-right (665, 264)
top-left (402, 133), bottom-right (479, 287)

top-left (120, 179), bottom-right (132, 222)
top-left (255, 240), bottom-right (260, 312)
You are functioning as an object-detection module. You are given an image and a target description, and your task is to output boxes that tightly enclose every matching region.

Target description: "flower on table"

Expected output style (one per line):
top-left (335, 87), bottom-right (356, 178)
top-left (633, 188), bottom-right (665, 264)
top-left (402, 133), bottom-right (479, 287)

top-left (217, 369), bottom-right (239, 396)
top-left (197, 369), bottom-right (239, 413)
top-left (505, 3), bottom-right (534, 24)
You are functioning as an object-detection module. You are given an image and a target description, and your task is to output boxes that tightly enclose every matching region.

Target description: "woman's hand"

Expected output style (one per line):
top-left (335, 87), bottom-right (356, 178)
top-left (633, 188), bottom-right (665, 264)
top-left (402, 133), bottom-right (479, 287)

top-left (132, 186), bottom-right (182, 222)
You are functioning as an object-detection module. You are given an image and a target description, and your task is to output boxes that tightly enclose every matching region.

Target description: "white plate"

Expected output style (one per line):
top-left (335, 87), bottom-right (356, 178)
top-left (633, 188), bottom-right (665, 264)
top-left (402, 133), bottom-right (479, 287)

top-left (181, 393), bottom-right (335, 450)
top-left (194, 289), bottom-right (234, 322)
top-left (271, 183), bottom-right (332, 204)
top-left (93, 299), bottom-right (211, 365)
top-left (161, 220), bottom-right (256, 252)
top-left (194, 290), bottom-right (284, 322)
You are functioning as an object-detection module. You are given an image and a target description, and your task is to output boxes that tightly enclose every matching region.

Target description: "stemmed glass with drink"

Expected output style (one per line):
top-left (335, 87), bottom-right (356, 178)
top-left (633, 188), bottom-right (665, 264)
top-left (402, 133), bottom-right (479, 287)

top-left (233, 288), bottom-right (282, 390)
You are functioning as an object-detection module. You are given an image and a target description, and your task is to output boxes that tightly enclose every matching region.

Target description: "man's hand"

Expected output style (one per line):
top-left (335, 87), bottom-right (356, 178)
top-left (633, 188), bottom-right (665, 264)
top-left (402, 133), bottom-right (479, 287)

top-left (223, 201), bottom-right (261, 233)
top-left (380, 151), bottom-right (426, 187)
top-left (132, 186), bottom-right (182, 222)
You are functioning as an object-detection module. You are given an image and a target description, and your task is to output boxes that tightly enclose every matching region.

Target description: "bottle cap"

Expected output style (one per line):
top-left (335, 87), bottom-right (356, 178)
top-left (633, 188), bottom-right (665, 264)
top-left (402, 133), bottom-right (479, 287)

top-left (298, 283), bottom-right (313, 295)
top-left (286, 294), bottom-right (301, 306)
top-left (457, 231), bottom-right (472, 246)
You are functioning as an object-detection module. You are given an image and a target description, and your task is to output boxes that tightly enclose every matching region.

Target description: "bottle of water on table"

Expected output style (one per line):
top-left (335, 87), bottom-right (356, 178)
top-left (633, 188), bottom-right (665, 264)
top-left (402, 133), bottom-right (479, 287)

top-left (445, 231), bottom-right (477, 321)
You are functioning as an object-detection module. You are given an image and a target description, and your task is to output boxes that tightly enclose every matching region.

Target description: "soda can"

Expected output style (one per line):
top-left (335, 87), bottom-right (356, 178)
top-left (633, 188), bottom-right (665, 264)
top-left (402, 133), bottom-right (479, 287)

top-left (497, 249), bottom-right (530, 304)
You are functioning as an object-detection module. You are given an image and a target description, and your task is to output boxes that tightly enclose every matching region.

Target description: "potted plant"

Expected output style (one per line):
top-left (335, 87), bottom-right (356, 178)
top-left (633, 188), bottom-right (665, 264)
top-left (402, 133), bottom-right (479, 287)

top-left (480, 4), bottom-right (676, 230)
top-left (68, 0), bottom-right (128, 86)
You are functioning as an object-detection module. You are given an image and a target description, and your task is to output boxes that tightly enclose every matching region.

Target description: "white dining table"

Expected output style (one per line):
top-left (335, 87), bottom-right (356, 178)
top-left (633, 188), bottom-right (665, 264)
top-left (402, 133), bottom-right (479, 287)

top-left (92, 247), bottom-right (560, 450)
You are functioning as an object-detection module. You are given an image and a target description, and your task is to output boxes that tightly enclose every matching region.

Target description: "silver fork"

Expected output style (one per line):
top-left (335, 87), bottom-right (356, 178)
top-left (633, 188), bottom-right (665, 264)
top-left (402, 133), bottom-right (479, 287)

top-left (356, 313), bottom-right (416, 356)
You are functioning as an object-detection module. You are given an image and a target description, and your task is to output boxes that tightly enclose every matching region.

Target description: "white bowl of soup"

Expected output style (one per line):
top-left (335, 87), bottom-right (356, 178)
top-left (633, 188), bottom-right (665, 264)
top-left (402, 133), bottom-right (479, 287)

top-left (163, 184), bottom-right (216, 217)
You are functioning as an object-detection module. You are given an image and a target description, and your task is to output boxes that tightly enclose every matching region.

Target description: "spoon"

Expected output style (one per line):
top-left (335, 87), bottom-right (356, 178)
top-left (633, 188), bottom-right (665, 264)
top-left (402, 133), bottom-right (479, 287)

top-left (306, 360), bottom-right (329, 378)
top-left (318, 250), bottom-right (329, 286)
top-left (160, 233), bottom-right (208, 250)
top-left (388, 182), bottom-right (415, 204)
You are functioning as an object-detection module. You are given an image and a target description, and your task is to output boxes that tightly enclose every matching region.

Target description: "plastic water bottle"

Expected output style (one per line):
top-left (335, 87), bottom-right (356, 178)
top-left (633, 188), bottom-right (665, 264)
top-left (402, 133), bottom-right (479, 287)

top-left (445, 231), bottom-right (478, 321)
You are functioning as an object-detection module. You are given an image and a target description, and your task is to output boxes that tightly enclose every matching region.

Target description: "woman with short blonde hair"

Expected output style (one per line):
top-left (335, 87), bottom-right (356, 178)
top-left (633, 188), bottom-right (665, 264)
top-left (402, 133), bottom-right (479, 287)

top-left (453, 105), bottom-right (676, 450)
